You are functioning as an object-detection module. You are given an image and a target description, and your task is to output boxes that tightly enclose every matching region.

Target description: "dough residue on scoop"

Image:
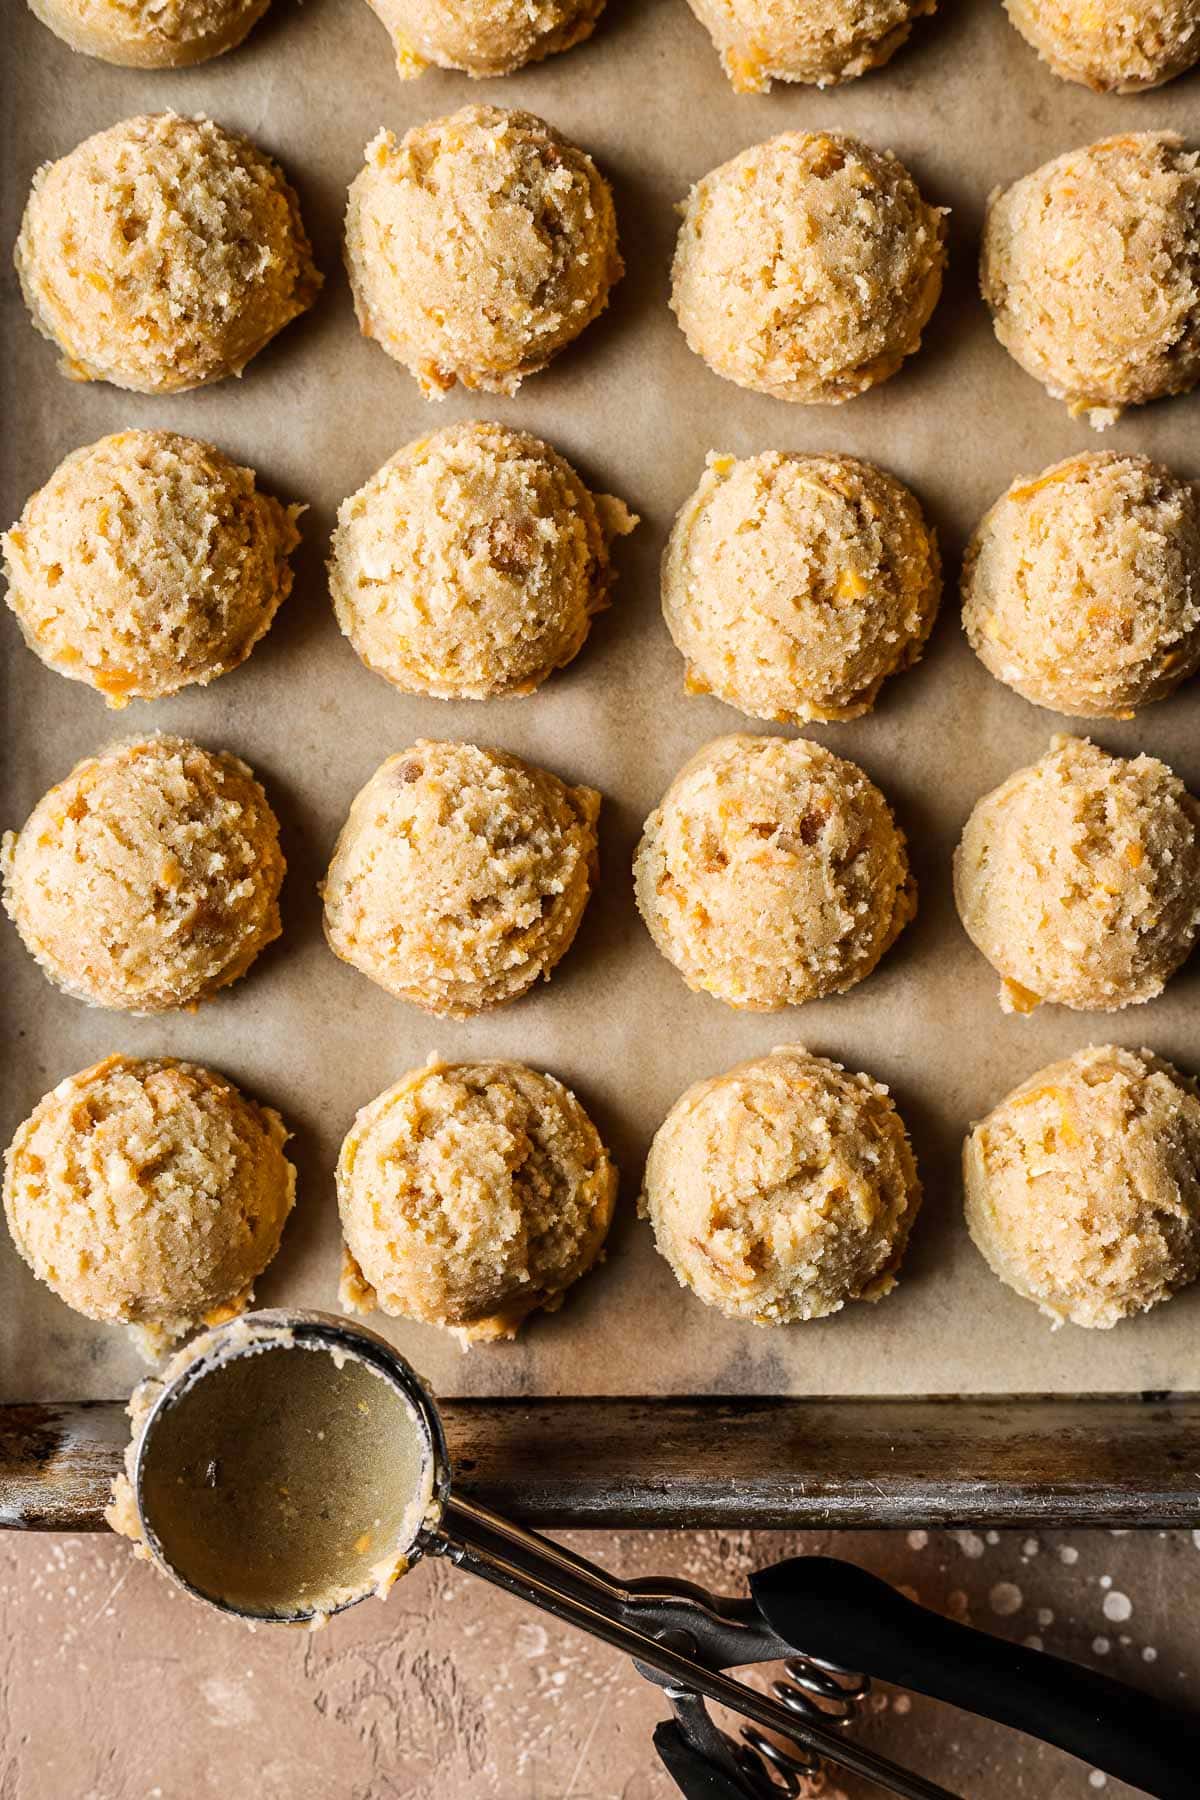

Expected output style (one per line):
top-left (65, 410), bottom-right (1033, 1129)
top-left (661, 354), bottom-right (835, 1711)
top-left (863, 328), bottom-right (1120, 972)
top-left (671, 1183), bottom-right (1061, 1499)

top-left (3, 430), bottom-right (301, 705)
top-left (329, 420), bottom-right (636, 700)
top-left (670, 130), bottom-right (946, 404)
top-left (338, 1057), bottom-right (617, 1343)
top-left (3, 1055), bottom-right (295, 1354)
top-left (641, 1045), bottom-right (922, 1324)
top-left (344, 106), bottom-right (621, 397)
top-left (964, 1045), bottom-right (1200, 1328)
top-left (15, 112), bottom-right (321, 393)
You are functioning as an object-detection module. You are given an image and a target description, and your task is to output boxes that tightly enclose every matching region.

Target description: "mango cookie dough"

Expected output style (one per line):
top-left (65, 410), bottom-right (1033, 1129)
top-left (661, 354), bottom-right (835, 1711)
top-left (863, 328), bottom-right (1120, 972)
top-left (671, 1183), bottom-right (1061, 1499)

top-left (27, 0), bottom-right (271, 65)
top-left (322, 742), bottom-right (599, 1018)
top-left (16, 113), bottom-right (321, 394)
top-left (344, 107), bottom-right (621, 398)
top-left (963, 453), bottom-right (1200, 719)
top-left (1003, 0), bottom-right (1200, 90)
top-left (634, 735), bottom-right (915, 1011)
top-left (685, 0), bottom-right (936, 91)
top-left (670, 131), bottom-right (945, 405)
top-left (954, 737), bottom-right (1200, 1015)
top-left (329, 421), bottom-right (637, 701)
top-left (980, 132), bottom-right (1200, 429)
top-left (662, 451), bottom-right (940, 726)
top-left (3, 1054), bottom-right (295, 1354)
top-left (2, 736), bottom-right (285, 1013)
top-left (642, 1047), bottom-right (922, 1324)
top-left (366, 0), bottom-right (604, 78)
top-left (338, 1058), bottom-right (617, 1343)
top-left (964, 1045), bottom-right (1200, 1329)
top-left (3, 431), bottom-right (302, 706)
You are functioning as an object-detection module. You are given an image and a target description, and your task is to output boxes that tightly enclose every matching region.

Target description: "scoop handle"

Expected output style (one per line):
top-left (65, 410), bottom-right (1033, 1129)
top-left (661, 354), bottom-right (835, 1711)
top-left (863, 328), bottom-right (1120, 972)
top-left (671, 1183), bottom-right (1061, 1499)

top-left (750, 1555), bottom-right (1200, 1800)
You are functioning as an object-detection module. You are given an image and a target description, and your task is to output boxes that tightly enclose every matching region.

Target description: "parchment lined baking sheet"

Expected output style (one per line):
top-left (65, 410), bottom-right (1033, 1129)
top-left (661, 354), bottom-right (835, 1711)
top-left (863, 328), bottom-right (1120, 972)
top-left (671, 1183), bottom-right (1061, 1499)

top-left (3, 0), bottom-right (1199, 1405)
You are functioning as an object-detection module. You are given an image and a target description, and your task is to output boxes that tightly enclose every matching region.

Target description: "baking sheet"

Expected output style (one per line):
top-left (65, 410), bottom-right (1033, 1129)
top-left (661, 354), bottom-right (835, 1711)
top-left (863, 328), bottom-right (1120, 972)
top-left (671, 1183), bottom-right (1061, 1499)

top-left (3, 0), bottom-right (1199, 1405)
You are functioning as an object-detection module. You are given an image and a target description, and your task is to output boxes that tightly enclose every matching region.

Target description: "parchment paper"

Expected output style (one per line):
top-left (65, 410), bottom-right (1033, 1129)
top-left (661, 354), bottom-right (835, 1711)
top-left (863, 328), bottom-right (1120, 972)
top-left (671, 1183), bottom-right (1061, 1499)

top-left (3, 0), bottom-right (1199, 1405)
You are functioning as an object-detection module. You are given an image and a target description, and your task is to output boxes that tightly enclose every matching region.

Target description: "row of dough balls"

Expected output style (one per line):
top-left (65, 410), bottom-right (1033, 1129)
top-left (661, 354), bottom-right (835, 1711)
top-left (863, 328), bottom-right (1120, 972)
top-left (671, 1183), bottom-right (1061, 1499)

top-left (28, 0), bottom-right (1200, 96)
top-left (14, 109), bottom-right (1200, 425)
top-left (7, 425), bottom-right (1199, 723)
top-left (5, 1043), bottom-right (1199, 1361)
top-left (4, 731), bottom-right (1199, 1019)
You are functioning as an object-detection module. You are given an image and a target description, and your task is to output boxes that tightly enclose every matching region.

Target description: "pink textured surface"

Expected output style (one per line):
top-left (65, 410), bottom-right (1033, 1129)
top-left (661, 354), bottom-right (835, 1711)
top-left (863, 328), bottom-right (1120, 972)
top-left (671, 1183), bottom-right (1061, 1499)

top-left (3, 1526), bottom-right (1197, 1797)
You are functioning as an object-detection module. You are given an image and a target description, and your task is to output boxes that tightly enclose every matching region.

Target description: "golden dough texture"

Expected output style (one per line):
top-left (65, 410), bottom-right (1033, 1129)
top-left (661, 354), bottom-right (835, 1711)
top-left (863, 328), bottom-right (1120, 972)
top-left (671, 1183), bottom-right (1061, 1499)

top-left (3, 430), bottom-right (301, 706)
top-left (962, 452), bottom-right (1200, 719)
top-left (1003, 0), bottom-right (1200, 91)
top-left (685, 0), bottom-right (935, 91)
top-left (980, 132), bottom-right (1200, 428)
top-left (337, 1057), bottom-right (617, 1343)
top-left (3, 1054), bottom-right (295, 1350)
top-left (964, 1045), bottom-right (1200, 1329)
top-left (344, 107), bottom-right (621, 398)
top-left (322, 742), bottom-right (599, 1018)
top-left (670, 130), bottom-right (945, 404)
top-left (662, 450), bottom-right (940, 725)
top-left (634, 734), bottom-right (915, 1011)
top-left (366, 0), bottom-right (603, 78)
top-left (329, 421), bottom-right (636, 700)
top-left (2, 736), bottom-right (285, 1013)
top-left (27, 0), bottom-right (271, 66)
top-left (641, 1046), bottom-right (922, 1324)
top-left (15, 112), bottom-right (321, 394)
top-left (954, 736), bottom-right (1200, 1015)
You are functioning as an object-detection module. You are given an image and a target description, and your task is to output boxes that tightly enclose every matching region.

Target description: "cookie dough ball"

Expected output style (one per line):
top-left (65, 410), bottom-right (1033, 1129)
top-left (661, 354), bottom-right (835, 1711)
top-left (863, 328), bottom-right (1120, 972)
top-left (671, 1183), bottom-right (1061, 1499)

top-left (963, 453), bottom-right (1200, 719)
top-left (27, 0), bottom-right (271, 65)
top-left (345, 107), bottom-right (621, 398)
top-left (366, 0), bottom-right (603, 78)
top-left (663, 451), bottom-right (940, 725)
top-left (337, 1058), bottom-right (617, 1342)
top-left (954, 737), bottom-right (1200, 1015)
top-left (3, 431), bottom-right (301, 706)
top-left (642, 1047), bottom-right (921, 1324)
top-left (1003, 0), bottom-right (1200, 91)
top-left (3, 737), bottom-right (285, 1013)
top-left (964, 1046), bottom-right (1200, 1328)
top-left (670, 131), bottom-right (945, 405)
top-left (329, 421), bottom-right (637, 701)
top-left (634, 735), bottom-right (915, 1010)
top-left (322, 742), bottom-right (599, 1018)
top-left (3, 1054), bottom-right (295, 1351)
top-left (686, 0), bottom-right (935, 91)
top-left (981, 133), bottom-right (1200, 428)
top-left (16, 113), bottom-right (321, 394)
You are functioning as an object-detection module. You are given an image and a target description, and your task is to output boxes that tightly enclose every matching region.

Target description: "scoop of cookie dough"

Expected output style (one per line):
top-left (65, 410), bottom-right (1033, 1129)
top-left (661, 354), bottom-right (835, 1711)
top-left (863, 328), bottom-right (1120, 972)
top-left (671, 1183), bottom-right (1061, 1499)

top-left (16, 113), bottom-right (321, 394)
top-left (27, 0), bottom-right (271, 65)
top-left (954, 736), bottom-right (1200, 1015)
top-left (634, 735), bottom-right (915, 1011)
top-left (329, 421), bottom-right (636, 700)
top-left (964, 1045), bottom-right (1200, 1329)
top-left (980, 132), bottom-right (1200, 428)
top-left (1003, 0), bottom-right (1200, 91)
top-left (670, 130), bottom-right (945, 405)
top-left (963, 453), bottom-right (1200, 719)
top-left (4, 431), bottom-right (301, 706)
top-left (322, 742), bottom-right (599, 1017)
top-left (685, 0), bottom-right (935, 91)
top-left (2, 736), bottom-right (285, 1013)
top-left (338, 1057), bottom-right (617, 1343)
top-left (345, 107), bottom-right (621, 398)
top-left (642, 1046), bottom-right (921, 1324)
top-left (365, 0), bottom-right (603, 78)
top-left (663, 450), bottom-right (940, 725)
top-left (3, 1054), bottom-right (295, 1353)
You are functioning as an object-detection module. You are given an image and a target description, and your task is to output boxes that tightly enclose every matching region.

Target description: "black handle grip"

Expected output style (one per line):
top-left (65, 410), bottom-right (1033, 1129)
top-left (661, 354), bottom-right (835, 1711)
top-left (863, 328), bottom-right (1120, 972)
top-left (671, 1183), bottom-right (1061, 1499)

top-left (653, 1720), bottom-right (761, 1800)
top-left (750, 1556), bottom-right (1200, 1800)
